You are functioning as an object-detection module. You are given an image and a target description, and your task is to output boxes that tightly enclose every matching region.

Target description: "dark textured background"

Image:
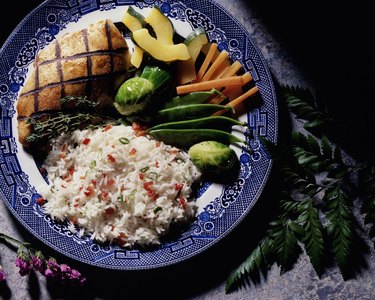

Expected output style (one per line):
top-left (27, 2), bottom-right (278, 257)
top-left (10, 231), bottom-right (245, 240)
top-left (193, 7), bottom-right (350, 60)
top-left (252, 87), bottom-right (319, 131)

top-left (1, 1), bottom-right (375, 299)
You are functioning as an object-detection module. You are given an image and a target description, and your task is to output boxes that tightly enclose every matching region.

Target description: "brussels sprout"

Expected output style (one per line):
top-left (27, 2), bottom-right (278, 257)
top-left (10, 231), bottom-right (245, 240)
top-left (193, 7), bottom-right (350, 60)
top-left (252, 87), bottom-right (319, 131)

top-left (114, 66), bottom-right (171, 116)
top-left (114, 77), bottom-right (153, 115)
top-left (188, 141), bottom-right (240, 183)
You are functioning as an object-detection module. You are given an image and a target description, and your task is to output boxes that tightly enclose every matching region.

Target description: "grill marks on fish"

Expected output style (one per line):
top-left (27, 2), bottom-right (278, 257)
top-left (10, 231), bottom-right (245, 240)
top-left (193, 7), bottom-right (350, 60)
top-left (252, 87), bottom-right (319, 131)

top-left (55, 38), bottom-right (64, 99)
top-left (35, 48), bottom-right (128, 67)
top-left (20, 20), bottom-right (128, 113)
top-left (19, 72), bottom-right (127, 100)
top-left (33, 64), bottom-right (40, 114)
top-left (83, 28), bottom-right (93, 99)
top-left (105, 20), bottom-right (115, 74)
top-left (16, 19), bottom-right (131, 146)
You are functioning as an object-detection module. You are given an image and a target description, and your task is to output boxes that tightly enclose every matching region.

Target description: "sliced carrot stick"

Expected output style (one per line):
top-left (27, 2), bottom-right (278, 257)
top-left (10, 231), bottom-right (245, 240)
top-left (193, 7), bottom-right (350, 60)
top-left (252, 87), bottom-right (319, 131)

top-left (201, 50), bottom-right (229, 81)
top-left (225, 72), bottom-right (253, 100)
top-left (220, 61), bottom-right (243, 78)
top-left (211, 57), bottom-right (231, 79)
top-left (195, 43), bottom-right (218, 82)
top-left (176, 76), bottom-right (243, 95)
top-left (213, 86), bottom-right (259, 116)
top-left (209, 72), bottom-right (253, 104)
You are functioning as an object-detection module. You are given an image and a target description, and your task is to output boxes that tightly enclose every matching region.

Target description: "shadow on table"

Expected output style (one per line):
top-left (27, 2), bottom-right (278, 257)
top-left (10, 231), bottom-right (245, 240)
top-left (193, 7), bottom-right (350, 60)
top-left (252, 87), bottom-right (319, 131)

top-left (2, 74), bottom-right (294, 300)
top-left (2, 2), bottom-right (374, 299)
top-left (246, 1), bottom-right (375, 160)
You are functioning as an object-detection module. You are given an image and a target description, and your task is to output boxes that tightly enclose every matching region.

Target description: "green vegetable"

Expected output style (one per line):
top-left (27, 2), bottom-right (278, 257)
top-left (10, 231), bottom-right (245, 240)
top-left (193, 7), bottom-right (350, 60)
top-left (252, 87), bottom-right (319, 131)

top-left (147, 128), bottom-right (245, 148)
top-left (153, 206), bottom-right (163, 214)
top-left (144, 5), bottom-right (174, 45)
top-left (162, 89), bottom-right (224, 109)
top-left (140, 66), bottom-right (171, 90)
top-left (119, 137), bottom-right (130, 144)
top-left (188, 141), bottom-right (240, 183)
top-left (157, 104), bottom-right (232, 122)
top-left (126, 6), bottom-right (147, 27)
top-left (140, 166), bottom-right (150, 173)
top-left (60, 95), bottom-right (98, 109)
top-left (147, 116), bottom-right (246, 131)
top-left (114, 65), bottom-right (171, 116)
top-left (184, 27), bottom-right (209, 61)
top-left (26, 112), bottom-right (114, 144)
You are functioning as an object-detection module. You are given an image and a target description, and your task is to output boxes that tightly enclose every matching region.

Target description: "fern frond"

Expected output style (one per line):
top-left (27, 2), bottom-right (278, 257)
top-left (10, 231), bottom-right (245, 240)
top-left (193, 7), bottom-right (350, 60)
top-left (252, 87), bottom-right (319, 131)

top-left (297, 199), bottom-right (326, 276)
top-left (324, 186), bottom-right (355, 273)
top-left (271, 217), bottom-right (304, 274)
top-left (225, 237), bottom-right (273, 293)
top-left (282, 85), bottom-right (331, 130)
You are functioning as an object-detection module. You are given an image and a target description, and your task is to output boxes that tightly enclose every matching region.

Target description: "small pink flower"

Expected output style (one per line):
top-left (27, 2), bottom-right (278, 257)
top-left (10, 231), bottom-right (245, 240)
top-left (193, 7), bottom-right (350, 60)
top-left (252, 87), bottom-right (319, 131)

top-left (15, 257), bottom-right (31, 276)
top-left (30, 256), bottom-right (45, 274)
top-left (60, 264), bottom-right (72, 281)
top-left (70, 268), bottom-right (86, 285)
top-left (44, 258), bottom-right (60, 279)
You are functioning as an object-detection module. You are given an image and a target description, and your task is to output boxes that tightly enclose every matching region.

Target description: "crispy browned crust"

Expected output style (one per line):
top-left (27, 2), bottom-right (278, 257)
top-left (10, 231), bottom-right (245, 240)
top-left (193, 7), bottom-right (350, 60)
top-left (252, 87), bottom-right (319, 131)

top-left (17, 19), bottom-right (130, 146)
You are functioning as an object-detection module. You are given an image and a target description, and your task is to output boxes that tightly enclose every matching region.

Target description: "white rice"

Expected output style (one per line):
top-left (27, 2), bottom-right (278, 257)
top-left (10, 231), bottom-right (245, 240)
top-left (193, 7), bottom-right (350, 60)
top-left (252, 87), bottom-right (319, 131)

top-left (38, 124), bottom-right (201, 247)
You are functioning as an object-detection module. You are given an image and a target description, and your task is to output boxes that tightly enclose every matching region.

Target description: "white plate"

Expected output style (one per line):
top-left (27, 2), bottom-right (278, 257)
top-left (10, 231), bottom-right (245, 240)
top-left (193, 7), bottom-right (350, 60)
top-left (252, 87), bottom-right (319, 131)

top-left (0, 0), bottom-right (277, 270)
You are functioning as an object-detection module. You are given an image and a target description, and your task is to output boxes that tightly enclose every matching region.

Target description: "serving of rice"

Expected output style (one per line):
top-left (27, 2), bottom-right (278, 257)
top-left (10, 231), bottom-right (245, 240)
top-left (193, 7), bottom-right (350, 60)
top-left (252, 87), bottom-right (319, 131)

top-left (38, 124), bottom-right (201, 247)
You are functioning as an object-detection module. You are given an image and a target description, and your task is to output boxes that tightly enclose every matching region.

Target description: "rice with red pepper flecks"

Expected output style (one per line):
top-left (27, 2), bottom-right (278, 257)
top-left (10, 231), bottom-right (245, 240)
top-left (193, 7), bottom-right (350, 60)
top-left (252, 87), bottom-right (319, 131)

top-left (38, 124), bottom-right (201, 247)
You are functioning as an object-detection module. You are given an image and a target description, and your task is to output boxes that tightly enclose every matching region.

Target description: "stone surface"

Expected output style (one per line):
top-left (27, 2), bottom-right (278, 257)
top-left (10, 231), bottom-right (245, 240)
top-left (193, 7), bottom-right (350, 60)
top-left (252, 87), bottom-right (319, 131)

top-left (1, 1), bottom-right (374, 299)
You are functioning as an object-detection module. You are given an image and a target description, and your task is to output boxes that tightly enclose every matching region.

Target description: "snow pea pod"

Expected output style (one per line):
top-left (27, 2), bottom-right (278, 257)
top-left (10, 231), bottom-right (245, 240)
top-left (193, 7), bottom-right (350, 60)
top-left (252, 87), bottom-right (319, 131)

top-left (162, 89), bottom-right (224, 109)
top-left (157, 104), bottom-right (232, 122)
top-left (147, 128), bottom-right (245, 148)
top-left (147, 116), bottom-right (246, 131)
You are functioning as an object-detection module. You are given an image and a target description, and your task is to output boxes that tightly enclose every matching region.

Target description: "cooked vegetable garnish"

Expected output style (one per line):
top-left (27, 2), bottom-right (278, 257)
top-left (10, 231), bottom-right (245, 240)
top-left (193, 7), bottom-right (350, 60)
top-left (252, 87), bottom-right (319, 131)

top-left (178, 28), bottom-right (209, 84)
top-left (162, 89), bottom-right (224, 109)
top-left (176, 76), bottom-right (244, 95)
top-left (188, 141), bottom-right (240, 182)
top-left (144, 6), bottom-right (174, 45)
top-left (25, 113), bottom-right (114, 144)
top-left (114, 65), bottom-right (171, 116)
top-left (123, 7), bottom-right (145, 68)
top-left (119, 137), bottom-right (130, 144)
top-left (147, 128), bottom-right (245, 148)
top-left (209, 73), bottom-right (253, 105)
top-left (157, 104), bottom-right (232, 122)
top-left (184, 28), bottom-right (209, 61)
top-left (130, 45), bottom-right (144, 68)
top-left (201, 50), bottom-right (229, 81)
top-left (219, 61), bottom-right (243, 79)
top-left (147, 116), bottom-right (246, 131)
top-left (132, 29), bottom-right (190, 62)
top-left (196, 43), bottom-right (218, 82)
top-left (123, 6), bottom-right (145, 31)
top-left (213, 86), bottom-right (259, 116)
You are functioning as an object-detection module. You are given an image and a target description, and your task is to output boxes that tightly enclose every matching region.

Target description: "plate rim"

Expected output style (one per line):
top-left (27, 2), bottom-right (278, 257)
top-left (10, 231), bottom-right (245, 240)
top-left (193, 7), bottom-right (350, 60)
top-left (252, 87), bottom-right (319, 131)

top-left (0, 0), bottom-right (278, 270)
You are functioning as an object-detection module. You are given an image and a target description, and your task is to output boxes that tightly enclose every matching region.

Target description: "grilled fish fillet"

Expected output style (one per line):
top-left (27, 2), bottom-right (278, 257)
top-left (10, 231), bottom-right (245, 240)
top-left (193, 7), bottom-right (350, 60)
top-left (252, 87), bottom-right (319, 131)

top-left (17, 19), bottom-right (130, 146)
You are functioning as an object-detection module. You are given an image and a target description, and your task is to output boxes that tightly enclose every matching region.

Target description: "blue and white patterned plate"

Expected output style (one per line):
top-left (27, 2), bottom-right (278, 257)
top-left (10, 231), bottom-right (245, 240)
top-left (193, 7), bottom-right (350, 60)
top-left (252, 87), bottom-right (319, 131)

top-left (0, 0), bottom-right (277, 270)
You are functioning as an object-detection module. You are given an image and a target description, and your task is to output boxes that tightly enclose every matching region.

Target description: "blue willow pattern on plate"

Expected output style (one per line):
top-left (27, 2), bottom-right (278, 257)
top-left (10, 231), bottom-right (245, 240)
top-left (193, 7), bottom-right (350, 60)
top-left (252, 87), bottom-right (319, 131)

top-left (0, 0), bottom-right (277, 270)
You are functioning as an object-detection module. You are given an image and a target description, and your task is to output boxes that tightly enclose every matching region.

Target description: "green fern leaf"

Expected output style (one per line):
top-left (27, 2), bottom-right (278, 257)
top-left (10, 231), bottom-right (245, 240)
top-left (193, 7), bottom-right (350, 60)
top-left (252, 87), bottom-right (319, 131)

top-left (297, 199), bottom-right (326, 276)
top-left (324, 186), bottom-right (355, 273)
top-left (225, 237), bottom-right (273, 293)
top-left (282, 85), bottom-right (331, 130)
top-left (271, 217), bottom-right (303, 274)
top-left (321, 135), bottom-right (333, 159)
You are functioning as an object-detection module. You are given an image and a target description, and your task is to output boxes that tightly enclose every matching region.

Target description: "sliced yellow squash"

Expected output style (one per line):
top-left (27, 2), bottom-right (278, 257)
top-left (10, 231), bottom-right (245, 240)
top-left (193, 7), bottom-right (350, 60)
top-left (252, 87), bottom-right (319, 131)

top-left (123, 7), bottom-right (146, 68)
top-left (132, 29), bottom-right (190, 62)
top-left (144, 6), bottom-right (174, 45)
top-left (130, 44), bottom-right (144, 68)
top-left (123, 7), bottom-right (144, 31)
